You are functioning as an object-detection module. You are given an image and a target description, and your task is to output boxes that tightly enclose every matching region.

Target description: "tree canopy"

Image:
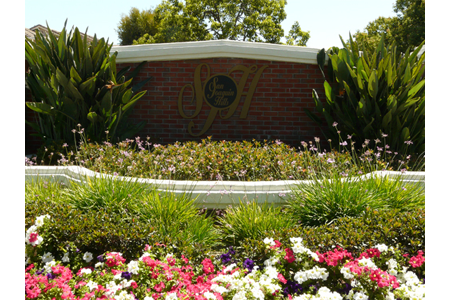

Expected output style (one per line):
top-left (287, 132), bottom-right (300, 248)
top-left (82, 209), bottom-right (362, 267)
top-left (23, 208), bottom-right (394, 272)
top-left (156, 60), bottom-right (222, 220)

top-left (119, 0), bottom-right (309, 46)
top-left (116, 7), bottom-right (159, 45)
top-left (351, 0), bottom-right (424, 53)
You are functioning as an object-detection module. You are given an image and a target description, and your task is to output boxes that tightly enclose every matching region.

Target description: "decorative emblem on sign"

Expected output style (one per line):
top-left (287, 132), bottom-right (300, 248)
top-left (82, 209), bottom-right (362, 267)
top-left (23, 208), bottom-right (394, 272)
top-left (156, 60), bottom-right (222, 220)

top-left (178, 64), bottom-right (268, 136)
top-left (204, 75), bottom-right (238, 109)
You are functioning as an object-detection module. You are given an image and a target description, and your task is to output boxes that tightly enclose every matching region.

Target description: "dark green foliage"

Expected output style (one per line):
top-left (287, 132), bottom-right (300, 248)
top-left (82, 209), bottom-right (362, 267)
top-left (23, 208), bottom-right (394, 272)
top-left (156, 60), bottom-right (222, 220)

top-left (306, 35), bottom-right (425, 155)
top-left (25, 200), bottom-right (153, 260)
top-left (234, 208), bottom-right (424, 263)
top-left (26, 196), bottom-right (424, 265)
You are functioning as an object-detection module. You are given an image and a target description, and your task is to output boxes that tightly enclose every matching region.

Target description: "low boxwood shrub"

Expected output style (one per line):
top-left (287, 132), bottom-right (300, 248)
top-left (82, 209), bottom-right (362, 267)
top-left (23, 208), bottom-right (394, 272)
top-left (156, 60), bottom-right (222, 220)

top-left (25, 199), bottom-right (218, 265)
top-left (228, 208), bottom-right (424, 265)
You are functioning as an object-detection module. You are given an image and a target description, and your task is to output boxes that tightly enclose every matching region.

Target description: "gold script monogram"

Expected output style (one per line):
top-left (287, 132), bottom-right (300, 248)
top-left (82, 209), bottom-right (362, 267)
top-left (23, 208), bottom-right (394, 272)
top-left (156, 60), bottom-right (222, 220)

top-left (178, 63), bottom-right (268, 136)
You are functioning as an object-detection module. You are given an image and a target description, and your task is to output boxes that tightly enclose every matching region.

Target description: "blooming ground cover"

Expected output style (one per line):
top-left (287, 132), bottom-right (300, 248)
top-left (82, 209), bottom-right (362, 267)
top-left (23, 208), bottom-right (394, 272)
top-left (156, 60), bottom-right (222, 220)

top-left (25, 127), bottom-right (423, 182)
top-left (25, 215), bottom-right (425, 300)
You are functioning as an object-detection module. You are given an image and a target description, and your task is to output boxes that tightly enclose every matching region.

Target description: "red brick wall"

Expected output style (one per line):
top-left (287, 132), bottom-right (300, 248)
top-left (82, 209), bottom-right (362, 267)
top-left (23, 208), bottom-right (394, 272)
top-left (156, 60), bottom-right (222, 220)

top-left (118, 58), bottom-right (328, 146)
top-left (25, 57), bottom-right (329, 153)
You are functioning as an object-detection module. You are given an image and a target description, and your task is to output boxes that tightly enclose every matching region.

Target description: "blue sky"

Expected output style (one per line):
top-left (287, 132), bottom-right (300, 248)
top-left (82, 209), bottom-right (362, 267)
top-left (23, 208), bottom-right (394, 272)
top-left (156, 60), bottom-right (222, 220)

top-left (25, 0), bottom-right (399, 49)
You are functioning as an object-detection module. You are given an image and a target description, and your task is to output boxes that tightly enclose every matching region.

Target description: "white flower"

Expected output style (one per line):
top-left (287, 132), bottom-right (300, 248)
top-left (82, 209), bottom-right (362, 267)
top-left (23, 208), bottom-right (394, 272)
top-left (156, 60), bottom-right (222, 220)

top-left (83, 252), bottom-right (93, 262)
top-left (263, 237), bottom-right (275, 246)
top-left (374, 244), bottom-right (388, 252)
top-left (290, 237), bottom-right (303, 245)
top-left (386, 258), bottom-right (398, 270)
top-left (203, 292), bottom-right (217, 300)
top-left (105, 281), bottom-right (119, 296)
top-left (211, 283), bottom-right (228, 294)
top-left (251, 287), bottom-right (265, 300)
top-left (165, 292), bottom-right (177, 300)
top-left (358, 257), bottom-right (377, 269)
top-left (116, 290), bottom-right (134, 300)
top-left (95, 262), bottom-right (104, 269)
top-left (386, 292), bottom-right (396, 300)
top-left (316, 287), bottom-right (343, 299)
top-left (264, 266), bottom-right (278, 279)
top-left (232, 290), bottom-right (247, 300)
top-left (86, 280), bottom-right (98, 291)
top-left (44, 260), bottom-right (56, 273)
top-left (80, 268), bottom-right (92, 275)
top-left (62, 252), bottom-right (70, 263)
top-left (35, 215), bottom-right (50, 227)
top-left (352, 292), bottom-right (369, 300)
top-left (263, 256), bottom-right (278, 268)
top-left (128, 260), bottom-right (140, 274)
top-left (404, 271), bottom-right (420, 286)
top-left (42, 252), bottom-right (54, 263)
top-left (340, 267), bottom-right (354, 279)
top-left (294, 271), bottom-right (308, 284)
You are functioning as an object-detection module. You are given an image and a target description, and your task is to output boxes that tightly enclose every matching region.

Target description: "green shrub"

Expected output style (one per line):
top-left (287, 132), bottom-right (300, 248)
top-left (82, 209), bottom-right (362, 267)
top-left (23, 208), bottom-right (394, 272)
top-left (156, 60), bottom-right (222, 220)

top-left (234, 208), bottom-right (424, 263)
top-left (25, 199), bottom-right (218, 264)
top-left (25, 200), bottom-right (156, 261)
top-left (306, 35), bottom-right (425, 155)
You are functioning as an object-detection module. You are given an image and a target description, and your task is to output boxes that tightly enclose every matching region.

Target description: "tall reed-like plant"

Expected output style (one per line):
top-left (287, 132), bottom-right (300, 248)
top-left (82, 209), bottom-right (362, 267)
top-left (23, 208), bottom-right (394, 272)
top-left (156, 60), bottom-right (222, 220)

top-left (286, 172), bottom-right (425, 227)
top-left (217, 201), bottom-right (296, 245)
top-left (136, 190), bottom-right (220, 248)
top-left (62, 175), bottom-right (153, 216)
top-left (25, 21), bottom-right (149, 147)
top-left (305, 34), bottom-right (425, 155)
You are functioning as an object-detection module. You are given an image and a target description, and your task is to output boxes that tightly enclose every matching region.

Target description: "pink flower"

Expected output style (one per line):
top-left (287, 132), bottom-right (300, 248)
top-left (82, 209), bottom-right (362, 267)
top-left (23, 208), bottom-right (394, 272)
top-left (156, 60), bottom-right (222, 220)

top-left (154, 281), bottom-right (165, 292)
top-left (201, 258), bottom-right (214, 274)
top-left (409, 252), bottom-right (425, 268)
top-left (270, 240), bottom-right (282, 249)
top-left (278, 273), bottom-right (287, 284)
top-left (29, 232), bottom-right (39, 243)
top-left (364, 248), bottom-right (381, 258)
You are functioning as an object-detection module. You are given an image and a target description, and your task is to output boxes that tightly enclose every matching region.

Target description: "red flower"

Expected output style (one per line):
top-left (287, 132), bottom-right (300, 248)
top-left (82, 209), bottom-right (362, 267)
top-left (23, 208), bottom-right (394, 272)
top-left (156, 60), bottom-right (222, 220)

top-left (284, 248), bottom-right (295, 263)
top-left (365, 248), bottom-right (381, 258)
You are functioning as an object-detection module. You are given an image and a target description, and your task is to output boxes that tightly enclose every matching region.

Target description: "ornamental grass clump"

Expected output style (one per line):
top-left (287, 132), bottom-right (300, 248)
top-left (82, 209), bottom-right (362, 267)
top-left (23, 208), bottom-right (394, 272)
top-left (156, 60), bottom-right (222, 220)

top-left (62, 174), bottom-right (154, 215)
top-left (217, 201), bottom-right (296, 245)
top-left (286, 172), bottom-right (424, 227)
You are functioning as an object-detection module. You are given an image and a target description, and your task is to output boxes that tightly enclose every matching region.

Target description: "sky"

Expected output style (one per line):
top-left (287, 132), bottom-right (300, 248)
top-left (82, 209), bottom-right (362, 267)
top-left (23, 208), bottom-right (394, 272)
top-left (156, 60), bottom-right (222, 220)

top-left (25, 0), bottom-right (400, 49)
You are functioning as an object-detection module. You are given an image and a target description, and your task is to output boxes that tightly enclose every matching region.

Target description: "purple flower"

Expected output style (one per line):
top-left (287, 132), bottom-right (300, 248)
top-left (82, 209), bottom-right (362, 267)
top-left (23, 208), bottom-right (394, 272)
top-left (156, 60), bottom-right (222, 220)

top-left (97, 255), bottom-right (104, 262)
top-left (121, 271), bottom-right (132, 280)
top-left (46, 272), bottom-right (56, 280)
top-left (332, 122), bottom-right (338, 127)
top-left (327, 158), bottom-right (335, 164)
top-left (243, 258), bottom-right (254, 271)
top-left (220, 253), bottom-right (232, 264)
top-left (340, 141), bottom-right (348, 146)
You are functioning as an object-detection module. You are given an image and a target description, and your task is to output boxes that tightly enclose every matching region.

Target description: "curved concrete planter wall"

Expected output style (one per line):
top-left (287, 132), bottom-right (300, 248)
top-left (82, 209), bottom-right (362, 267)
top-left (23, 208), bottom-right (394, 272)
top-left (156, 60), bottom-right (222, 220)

top-left (25, 166), bottom-right (425, 209)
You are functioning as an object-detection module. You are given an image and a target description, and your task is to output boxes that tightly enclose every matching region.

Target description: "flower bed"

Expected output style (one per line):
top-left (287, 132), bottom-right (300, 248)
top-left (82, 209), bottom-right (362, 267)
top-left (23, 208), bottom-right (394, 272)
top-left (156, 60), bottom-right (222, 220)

top-left (26, 216), bottom-right (425, 299)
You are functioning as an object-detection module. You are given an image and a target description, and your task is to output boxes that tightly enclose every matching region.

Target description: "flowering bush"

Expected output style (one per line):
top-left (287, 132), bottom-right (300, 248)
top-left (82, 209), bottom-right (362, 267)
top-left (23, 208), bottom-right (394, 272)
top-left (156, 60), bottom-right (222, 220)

top-left (25, 216), bottom-right (425, 299)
